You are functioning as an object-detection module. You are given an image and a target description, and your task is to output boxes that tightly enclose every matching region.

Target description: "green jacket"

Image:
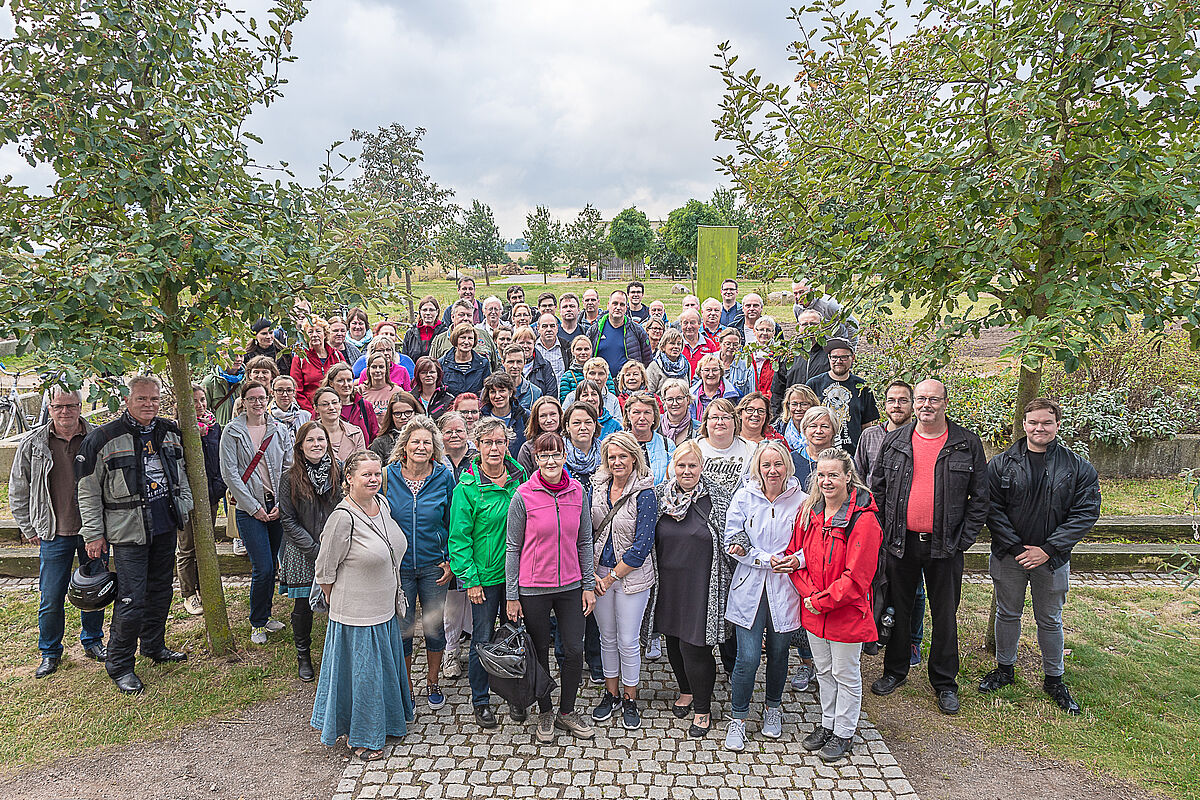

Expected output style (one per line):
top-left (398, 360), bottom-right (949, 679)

top-left (448, 455), bottom-right (526, 589)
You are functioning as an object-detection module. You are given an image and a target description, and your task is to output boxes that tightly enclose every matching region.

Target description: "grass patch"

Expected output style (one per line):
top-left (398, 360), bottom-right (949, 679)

top-left (1099, 478), bottom-right (1195, 516)
top-left (0, 485), bottom-right (7, 519)
top-left (899, 582), bottom-right (1200, 800)
top-left (0, 586), bottom-right (321, 772)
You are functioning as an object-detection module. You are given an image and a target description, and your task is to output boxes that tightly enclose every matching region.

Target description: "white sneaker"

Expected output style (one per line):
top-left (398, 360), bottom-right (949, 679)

top-left (183, 594), bottom-right (204, 616)
top-left (250, 627), bottom-right (267, 645)
top-left (263, 619), bottom-right (285, 633)
top-left (725, 719), bottom-right (747, 751)
top-left (762, 706), bottom-right (783, 739)
top-left (231, 538), bottom-right (247, 556)
top-left (442, 651), bottom-right (462, 679)
top-left (645, 637), bottom-right (662, 660)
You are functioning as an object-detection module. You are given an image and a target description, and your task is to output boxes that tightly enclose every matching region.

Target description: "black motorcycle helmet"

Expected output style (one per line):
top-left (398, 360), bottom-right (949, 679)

top-left (67, 559), bottom-right (118, 612)
top-left (476, 622), bottom-right (527, 680)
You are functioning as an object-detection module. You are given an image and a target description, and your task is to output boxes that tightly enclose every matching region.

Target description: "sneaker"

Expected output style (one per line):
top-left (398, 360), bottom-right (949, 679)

top-left (790, 663), bottom-right (813, 691)
top-left (442, 654), bottom-right (462, 680)
top-left (183, 594), bottom-right (204, 616)
top-left (979, 666), bottom-right (1016, 693)
top-left (592, 691), bottom-right (620, 722)
top-left (621, 696), bottom-right (641, 730)
top-left (802, 724), bottom-right (833, 752)
top-left (250, 627), bottom-right (267, 645)
top-left (555, 711), bottom-right (595, 740)
top-left (818, 733), bottom-right (853, 762)
top-left (724, 719), bottom-right (747, 752)
top-left (428, 685), bottom-right (446, 710)
top-left (231, 538), bottom-right (247, 556)
top-left (645, 637), bottom-right (662, 660)
top-left (536, 711), bottom-right (556, 743)
top-left (910, 643), bottom-right (922, 666)
top-left (1044, 680), bottom-right (1081, 715)
top-left (761, 706), bottom-right (782, 739)
top-left (589, 672), bottom-right (605, 685)
top-left (263, 619), bottom-right (285, 634)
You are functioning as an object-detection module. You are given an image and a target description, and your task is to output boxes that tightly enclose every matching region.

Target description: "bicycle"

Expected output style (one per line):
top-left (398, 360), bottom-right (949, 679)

top-left (0, 362), bottom-right (39, 439)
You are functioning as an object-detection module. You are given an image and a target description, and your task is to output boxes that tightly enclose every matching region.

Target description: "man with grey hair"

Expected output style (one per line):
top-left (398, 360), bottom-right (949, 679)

top-left (792, 279), bottom-right (860, 349)
top-left (78, 375), bottom-right (193, 694)
top-left (9, 387), bottom-right (105, 679)
top-left (478, 296), bottom-right (506, 342)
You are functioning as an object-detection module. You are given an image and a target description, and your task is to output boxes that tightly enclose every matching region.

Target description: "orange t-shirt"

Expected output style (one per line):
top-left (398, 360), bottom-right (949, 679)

top-left (905, 428), bottom-right (947, 534)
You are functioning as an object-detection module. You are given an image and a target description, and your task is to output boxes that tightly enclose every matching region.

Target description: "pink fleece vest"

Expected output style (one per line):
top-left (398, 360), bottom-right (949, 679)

top-left (516, 476), bottom-right (585, 589)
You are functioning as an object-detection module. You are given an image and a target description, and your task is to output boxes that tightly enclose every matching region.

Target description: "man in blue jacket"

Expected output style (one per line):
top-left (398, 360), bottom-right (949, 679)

top-left (981, 398), bottom-right (1099, 715)
top-left (588, 291), bottom-right (652, 377)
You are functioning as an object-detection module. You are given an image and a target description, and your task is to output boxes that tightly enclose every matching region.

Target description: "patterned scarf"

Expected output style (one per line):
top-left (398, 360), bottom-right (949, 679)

top-left (196, 409), bottom-right (217, 436)
top-left (659, 477), bottom-right (707, 521)
top-left (270, 401), bottom-right (304, 431)
top-left (783, 420), bottom-right (806, 452)
top-left (653, 350), bottom-right (690, 381)
top-left (564, 437), bottom-right (601, 478)
top-left (304, 453), bottom-right (334, 495)
top-left (660, 411), bottom-right (692, 443)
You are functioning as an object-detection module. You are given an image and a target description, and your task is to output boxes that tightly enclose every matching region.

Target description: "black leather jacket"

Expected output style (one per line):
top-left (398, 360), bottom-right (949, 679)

top-left (869, 419), bottom-right (989, 559)
top-left (986, 437), bottom-right (1100, 571)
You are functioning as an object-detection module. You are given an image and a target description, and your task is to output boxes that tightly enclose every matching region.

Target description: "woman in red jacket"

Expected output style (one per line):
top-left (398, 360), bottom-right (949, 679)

top-left (289, 318), bottom-right (345, 413)
top-left (786, 447), bottom-right (881, 764)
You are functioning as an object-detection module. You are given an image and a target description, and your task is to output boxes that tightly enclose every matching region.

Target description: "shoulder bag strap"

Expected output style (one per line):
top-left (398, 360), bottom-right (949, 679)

top-left (240, 432), bottom-right (275, 485)
top-left (596, 489), bottom-right (637, 558)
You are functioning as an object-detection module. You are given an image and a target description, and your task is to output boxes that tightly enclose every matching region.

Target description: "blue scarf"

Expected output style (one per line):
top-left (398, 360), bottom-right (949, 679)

top-left (219, 368), bottom-right (245, 385)
top-left (565, 437), bottom-right (601, 479)
top-left (653, 350), bottom-right (690, 381)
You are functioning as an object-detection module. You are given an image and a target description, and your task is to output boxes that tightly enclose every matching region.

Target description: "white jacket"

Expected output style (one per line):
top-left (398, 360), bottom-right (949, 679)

top-left (722, 476), bottom-right (806, 632)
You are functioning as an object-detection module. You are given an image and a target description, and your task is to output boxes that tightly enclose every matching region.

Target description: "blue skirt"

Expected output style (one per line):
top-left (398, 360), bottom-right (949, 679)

top-left (310, 615), bottom-right (415, 749)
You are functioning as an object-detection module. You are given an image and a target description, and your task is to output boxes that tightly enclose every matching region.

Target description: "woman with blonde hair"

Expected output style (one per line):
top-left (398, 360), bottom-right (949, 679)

top-left (370, 391), bottom-right (421, 462)
top-left (358, 335), bottom-right (413, 392)
top-left (786, 447), bottom-right (881, 762)
top-left (615, 361), bottom-right (652, 411)
top-left (774, 384), bottom-right (819, 449)
top-left (290, 317), bottom-right (345, 413)
top-left (690, 354), bottom-right (741, 421)
top-left (643, 316), bottom-right (667, 356)
top-left (721, 439), bottom-right (806, 751)
top-left (622, 392), bottom-right (674, 486)
top-left (658, 378), bottom-right (699, 447)
top-left (311, 450), bottom-right (415, 761)
top-left (360, 352), bottom-right (398, 417)
top-left (653, 440), bottom-right (735, 738)
top-left (794, 406), bottom-right (843, 487)
top-left (323, 362), bottom-right (379, 444)
top-left (590, 432), bottom-right (658, 731)
top-left (646, 328), bottom-right (690, 394)
top-left (383, 415), bottom-right (455, 710)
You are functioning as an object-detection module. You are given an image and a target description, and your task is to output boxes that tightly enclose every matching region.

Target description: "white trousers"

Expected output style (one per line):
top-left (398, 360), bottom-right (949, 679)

top-left (443, 588), bottom-right (473, 652)
top-left (593, 580), bottom-right (651, 688)
top-left (808, 633), bottom-right (864, 738)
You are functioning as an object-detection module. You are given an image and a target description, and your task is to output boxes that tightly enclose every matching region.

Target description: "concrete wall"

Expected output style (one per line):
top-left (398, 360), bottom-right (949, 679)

top-left (1089, 435), bottom-right (1200, 478)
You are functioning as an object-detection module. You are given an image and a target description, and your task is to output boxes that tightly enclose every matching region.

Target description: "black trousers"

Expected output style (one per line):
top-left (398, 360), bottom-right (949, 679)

top-left (521, 589), bottom-right (584, 714)
top-left (107, 532), bottom-right (177, 677)
top-left (884, 532), bottom-right (964, 692)
top-left (665, 635), bottom-right (717, 715)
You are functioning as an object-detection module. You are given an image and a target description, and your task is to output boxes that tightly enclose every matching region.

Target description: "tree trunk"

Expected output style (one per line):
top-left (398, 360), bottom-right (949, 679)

top-left (1012, 360), bottom-right (1043, 439)
top-left (404, 269), bottom-right (415, 324)
top-left (162, 301), bottom-right (236, 656)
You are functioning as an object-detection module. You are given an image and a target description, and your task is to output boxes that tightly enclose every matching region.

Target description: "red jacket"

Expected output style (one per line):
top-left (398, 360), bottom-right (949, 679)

top-left (787, 488), bottom-right (882, 644)
top-left (682, 335), bottom-right (718, 377)
top-left (289, 347), bottom-right (346, 413)
top-left (753, 358), bottom-right (775, 399)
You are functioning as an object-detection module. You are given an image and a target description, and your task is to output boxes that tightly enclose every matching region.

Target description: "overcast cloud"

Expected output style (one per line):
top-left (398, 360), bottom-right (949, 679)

top-left (2, 1), bottom-right (878, 235)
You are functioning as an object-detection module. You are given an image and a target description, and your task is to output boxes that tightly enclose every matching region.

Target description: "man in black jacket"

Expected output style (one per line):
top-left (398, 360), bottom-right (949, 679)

top-left (769, 310), bottom-right (831, 419)
top-left (869, 379), bottom-right (988, 715)
top-left (980, 398), bottom-right (1099, 715)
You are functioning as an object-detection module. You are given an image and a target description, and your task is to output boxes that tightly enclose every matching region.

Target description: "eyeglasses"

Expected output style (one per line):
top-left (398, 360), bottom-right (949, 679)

top-left (741, 407), bottom-right (766, 417)
top-left (274, 387), bottom-right (296, 394)
top-left (246, 396), bottom-right (268, 404)
top-left (394, 409), bottom-right (414, 420)
top-left (828, 355), bottom-right (852, 362)
top-left (479, 438), bottom-right (509, 449)
top-left (709, 414), bottom-right (734, 423)
top-left (535, 452), bottom-right (565, 463)
top-left (914, 396), bottom-right (945, 405)
top-left (461, 409), bottom-right (480, 417)
top-left (50, 403), bottom-right (82, 410)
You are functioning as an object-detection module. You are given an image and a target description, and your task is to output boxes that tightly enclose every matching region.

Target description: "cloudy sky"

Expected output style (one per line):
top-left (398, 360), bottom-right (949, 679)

top-left (1, 1), bottom-right (885, 236)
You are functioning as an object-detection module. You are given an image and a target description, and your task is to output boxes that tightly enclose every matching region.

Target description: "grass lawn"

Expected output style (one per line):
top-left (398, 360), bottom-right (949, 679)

top-left (896, 582), bottom-right (1200, 800)
top-left (1099, 478), bottom-right (1196, 516)
top-left (0, 586), bottom-right (318, 772)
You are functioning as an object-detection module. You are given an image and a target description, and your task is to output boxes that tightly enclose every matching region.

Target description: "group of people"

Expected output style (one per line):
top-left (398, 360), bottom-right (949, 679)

top-left (11, 276), bottom-right (1100, 764)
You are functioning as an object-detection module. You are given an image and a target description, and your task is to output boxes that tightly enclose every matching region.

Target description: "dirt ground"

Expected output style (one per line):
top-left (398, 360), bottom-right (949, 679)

top-left (0, 687), bottom-right (345, 800)
top-left (864, 685), bottom-right (1167, 800)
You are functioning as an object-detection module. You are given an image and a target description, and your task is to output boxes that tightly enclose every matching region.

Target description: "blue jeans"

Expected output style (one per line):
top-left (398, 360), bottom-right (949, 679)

top-left (38, 535), bottom-right (106, 657)
top-left (911, 570), bottom-right (927, 646)
top-left (467, 583), bottom-right (510, 707)
top-left (400, 564), bottom-right (448, 657)
top-left (235, 510), bottom-right (283, 629)
top-left (730, 591), bottom-right (792, 719)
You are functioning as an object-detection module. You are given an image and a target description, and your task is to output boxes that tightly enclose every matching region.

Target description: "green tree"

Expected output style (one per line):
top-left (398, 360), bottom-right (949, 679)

top-left (711, 186), bottom-right (759, 256)
top-left (0, 0), bottom-right (399, 654)
top-left (563, 203), bottom-right (611, 281)
top-left (607, 206), bottom-right (654, 271)
top-left (659, 199), bottom-right (728, 292)
top-left (350, 124), bottom-right (457, 321)
top-left (646, 228), bottom-right (690, 279)
top-left (714, 0), bottom-right (1200, 434)
top-left (454, 200), bottom-right (506, 285)
top-left (523, 205), bottom-right (564, 284)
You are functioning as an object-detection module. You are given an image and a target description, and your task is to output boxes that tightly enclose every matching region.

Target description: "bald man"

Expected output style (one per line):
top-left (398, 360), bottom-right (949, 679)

top-left (868, 379), bottom-right (988, 717)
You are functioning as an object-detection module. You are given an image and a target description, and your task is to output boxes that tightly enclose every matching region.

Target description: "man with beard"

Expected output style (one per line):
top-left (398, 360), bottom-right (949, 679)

top-left (805, 340), bottom-right (878, 453)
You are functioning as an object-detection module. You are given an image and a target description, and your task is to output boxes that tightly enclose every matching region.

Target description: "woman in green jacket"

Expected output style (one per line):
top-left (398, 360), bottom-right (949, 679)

top-left (448, 416), bottom-right (527, 730)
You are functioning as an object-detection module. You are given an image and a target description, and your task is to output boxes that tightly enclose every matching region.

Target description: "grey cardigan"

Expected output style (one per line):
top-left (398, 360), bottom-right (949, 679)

top-left (218, 414), bottom-right (293, 517)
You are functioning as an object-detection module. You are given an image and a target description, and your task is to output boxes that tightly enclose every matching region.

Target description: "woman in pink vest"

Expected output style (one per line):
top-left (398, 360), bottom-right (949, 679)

top-left (504, 432), bottom-right (597, 744)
